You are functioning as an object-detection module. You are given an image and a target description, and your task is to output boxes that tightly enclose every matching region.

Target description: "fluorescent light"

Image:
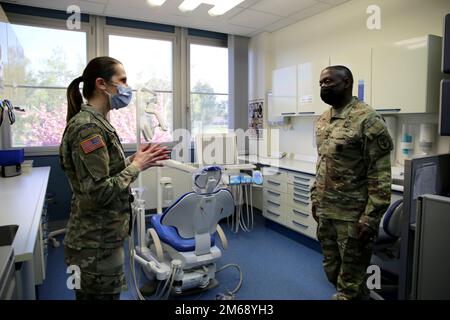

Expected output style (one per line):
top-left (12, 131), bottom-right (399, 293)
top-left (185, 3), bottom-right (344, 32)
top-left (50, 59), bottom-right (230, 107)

top-left (179, 0), bottom-right (203, 12)
top-left (208, 0), bottom-right (245, 16)
top-left (147, 0), bottom-right (167, 6)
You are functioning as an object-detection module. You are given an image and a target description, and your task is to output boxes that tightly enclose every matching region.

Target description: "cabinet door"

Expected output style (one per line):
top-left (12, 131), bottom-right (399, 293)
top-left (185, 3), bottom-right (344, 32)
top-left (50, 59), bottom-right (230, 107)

top-left (272, 65), bottom-right (297, 116)
top-left (297, 57), bottom-right (329, 116)
top-left (372, 38), bottom-right (429, 114)
top-left (330, 48), bottom-right (372, 105)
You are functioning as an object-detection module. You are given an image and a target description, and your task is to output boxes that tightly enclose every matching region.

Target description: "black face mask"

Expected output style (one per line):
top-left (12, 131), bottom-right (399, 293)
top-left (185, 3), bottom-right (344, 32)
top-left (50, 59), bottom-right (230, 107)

top-left (320, 86), bottom-right (343, 106)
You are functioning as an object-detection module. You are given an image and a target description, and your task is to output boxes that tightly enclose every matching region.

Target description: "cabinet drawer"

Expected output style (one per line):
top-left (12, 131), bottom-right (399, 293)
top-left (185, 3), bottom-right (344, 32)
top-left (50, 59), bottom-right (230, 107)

top-left (287, 192), bottom-right (311, 211)
top-left (287, 184), bottom-right (310, 197)
top-left (262, 167), bottom-right (287, 183)
top-left (287, 171), bottom-right (315, 186)
top-left (263, 206), bottom-right (286, 224)
top-left (288, 206), bottom-right (313, 221)
top-left (263, 178), bottom-right (288, 193)
top-left (263, 188), bottom-right (285, 205)
top-left (286, 209), bottom-right (318, 240)
top-left (263, 195), bottom-right (285, 211)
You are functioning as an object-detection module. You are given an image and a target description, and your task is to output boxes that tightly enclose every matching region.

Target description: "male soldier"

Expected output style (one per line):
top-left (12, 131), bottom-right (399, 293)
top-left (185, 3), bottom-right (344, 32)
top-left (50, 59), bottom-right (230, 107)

top-left (311, 65), bottom-right (393, 300)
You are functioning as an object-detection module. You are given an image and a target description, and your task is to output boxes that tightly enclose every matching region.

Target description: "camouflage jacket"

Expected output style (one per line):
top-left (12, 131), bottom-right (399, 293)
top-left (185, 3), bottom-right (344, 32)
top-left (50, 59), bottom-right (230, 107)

top-left (310, 97), bottom-right (393, 231)
top-left (59, 104), bottom-right (140, 249)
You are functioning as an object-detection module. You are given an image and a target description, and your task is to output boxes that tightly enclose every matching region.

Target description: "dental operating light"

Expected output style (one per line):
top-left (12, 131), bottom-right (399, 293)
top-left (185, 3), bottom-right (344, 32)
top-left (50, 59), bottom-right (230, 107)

top-left (147, 0), bottom-right (167, 6)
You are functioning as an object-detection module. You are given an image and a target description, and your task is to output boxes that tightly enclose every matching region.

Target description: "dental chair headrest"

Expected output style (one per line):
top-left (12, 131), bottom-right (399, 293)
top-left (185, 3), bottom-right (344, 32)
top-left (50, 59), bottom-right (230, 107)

top-left (192, 165), bottom-right (223, 194)
top-left (382, 199), bottom-right (403, 239)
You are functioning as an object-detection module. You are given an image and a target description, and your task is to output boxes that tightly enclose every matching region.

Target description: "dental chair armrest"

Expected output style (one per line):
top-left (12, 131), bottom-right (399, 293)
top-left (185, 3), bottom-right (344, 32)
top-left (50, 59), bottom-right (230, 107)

top-left (216, 225), bottom-right (228, 250)
top-left (148, 228), bottom-right (164, 261)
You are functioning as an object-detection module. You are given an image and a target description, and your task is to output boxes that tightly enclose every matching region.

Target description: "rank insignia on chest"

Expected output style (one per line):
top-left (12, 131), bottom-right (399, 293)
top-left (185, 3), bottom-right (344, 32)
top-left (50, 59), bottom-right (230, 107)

top-left (80, 134), bottom-right (105, 154)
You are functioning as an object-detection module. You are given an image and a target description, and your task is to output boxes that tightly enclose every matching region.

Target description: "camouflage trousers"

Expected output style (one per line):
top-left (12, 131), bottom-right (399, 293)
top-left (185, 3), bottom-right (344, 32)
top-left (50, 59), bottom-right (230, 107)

top-left (317, 218), bottom-right (375, 300)
top-left (64, 245), bottom-right (126, 299)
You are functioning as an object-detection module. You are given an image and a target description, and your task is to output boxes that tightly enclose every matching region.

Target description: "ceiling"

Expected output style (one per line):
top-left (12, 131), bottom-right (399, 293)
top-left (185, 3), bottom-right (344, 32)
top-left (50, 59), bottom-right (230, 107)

top-left (1, 0), bottom-right (350, 37)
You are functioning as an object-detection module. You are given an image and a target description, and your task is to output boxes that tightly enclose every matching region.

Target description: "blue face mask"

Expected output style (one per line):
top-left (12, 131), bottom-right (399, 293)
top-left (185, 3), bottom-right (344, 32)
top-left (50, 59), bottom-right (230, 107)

top-left (107, 83), bottom-right (133, 110)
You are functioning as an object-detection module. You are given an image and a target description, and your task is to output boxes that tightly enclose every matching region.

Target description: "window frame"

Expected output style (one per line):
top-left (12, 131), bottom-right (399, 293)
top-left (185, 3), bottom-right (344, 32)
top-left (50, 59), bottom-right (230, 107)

top-left (186, 36), bottom-right (229, 138)
top-left (0, 11), bottom-right (231, 156)
top-left (103, 24), bottom-right (178, 151)
top-left (1, 12), bottom-right (94, 156)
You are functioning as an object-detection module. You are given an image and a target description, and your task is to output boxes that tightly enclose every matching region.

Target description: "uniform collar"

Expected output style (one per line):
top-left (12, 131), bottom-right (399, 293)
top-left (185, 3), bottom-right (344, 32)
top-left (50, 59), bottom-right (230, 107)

top-left (81, 103), bottom-right (115, 132)
top-left (331, 96), bottom-right (358, 119)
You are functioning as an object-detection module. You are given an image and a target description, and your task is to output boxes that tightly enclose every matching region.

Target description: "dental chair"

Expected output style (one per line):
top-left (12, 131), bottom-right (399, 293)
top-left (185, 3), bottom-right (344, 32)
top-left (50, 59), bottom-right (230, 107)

top-left (370, 199), bottom-right (404, 300)
top-left (134, 166), bottom-right (235, 297)
top-left (374, 199), bottom-right (404, 260)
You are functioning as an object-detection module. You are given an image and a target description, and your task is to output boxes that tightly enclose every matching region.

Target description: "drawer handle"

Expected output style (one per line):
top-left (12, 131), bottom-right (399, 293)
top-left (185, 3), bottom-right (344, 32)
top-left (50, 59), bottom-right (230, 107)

top-left (281, 112), bottom-right (296, 115)
top-left (293, 187), bottom-right (309, 194)
top-left (267, 209), bottom-right (280, 217)
top-left (294, 199), bottom-right (309, 206)
top-left (267, 170), bottom-right (281, 175)
top-left (298, 112), bottom-right (315, 115)
top-left (267, 190), bottom-right (281, 197)
top-left (292, 221), bottom-right (309, 229)
top-left (267, 200), bottom-right (281, 207)
top-left (268, 180), bottom-right (281, 186)
top-left (294, 193), bottom-right (309, 200)
top-left (294, 176), bottom-right (310, 182)
top-left (292, 209), bottom-right (309, 217)
top-left (293, 182), bottom-right (309, 188)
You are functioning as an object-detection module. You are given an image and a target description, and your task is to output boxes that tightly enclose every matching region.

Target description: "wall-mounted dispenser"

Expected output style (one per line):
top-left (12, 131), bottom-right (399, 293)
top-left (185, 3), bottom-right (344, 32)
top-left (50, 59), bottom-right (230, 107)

top-left (419, 123), bottom-right (435, 155)
top-left (401, 124), bottom-right (414, 158)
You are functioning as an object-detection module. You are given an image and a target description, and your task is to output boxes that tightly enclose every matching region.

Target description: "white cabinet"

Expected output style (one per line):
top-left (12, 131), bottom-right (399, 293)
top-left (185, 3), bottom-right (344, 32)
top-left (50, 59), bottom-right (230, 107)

top-left (271, 65), bottom-right (297, 116)
top-left (330, 48), bottom-right (372, 105)
top-left (372, 35), bottom-right (444, 114)
top-left (297, 56), bottom-right (330, 116)
top-left (262, 167), bottom-right (317, 240)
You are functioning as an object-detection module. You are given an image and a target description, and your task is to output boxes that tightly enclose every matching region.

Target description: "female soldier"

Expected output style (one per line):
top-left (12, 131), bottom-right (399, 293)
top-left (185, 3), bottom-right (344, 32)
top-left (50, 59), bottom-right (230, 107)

top-left (60, 56), bottom-right (169, 300)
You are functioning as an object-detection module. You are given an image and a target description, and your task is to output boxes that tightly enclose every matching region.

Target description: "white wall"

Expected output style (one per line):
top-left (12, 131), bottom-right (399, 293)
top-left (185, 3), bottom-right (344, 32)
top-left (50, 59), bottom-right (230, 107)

top-left (250, 0), bottom-right (450, 162)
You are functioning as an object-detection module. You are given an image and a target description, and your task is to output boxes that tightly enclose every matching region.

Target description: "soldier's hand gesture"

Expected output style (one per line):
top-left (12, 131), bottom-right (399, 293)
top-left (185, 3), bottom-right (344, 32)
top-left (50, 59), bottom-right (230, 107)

top-left (132, 143), bottom-right (170, 171)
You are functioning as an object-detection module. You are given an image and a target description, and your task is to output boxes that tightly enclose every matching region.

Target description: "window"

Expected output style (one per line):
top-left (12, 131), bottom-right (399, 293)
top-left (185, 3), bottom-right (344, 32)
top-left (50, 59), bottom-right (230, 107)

top-left (189, 43), bottom-right (228, 139)
top-left (7, 24), bottom-right (86, 147)
top-left (108, 34), bottom-right (173, 144)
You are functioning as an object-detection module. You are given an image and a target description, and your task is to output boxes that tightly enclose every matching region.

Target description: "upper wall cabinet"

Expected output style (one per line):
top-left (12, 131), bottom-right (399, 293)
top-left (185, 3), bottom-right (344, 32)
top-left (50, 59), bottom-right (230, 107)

top-left (330, 48), bottom-right (372, 106)
top-left (272, 65), bottom-right (297, 116)
top-left (372, 35), bottom-right (444, 114)
top-left (297, 56), bottom-right (329, 116)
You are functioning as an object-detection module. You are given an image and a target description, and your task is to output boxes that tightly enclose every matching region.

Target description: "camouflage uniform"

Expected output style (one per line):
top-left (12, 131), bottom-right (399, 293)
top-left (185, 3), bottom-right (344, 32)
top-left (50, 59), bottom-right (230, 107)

top-left (59, 104), bottom-right (140, 299)
top-left (311, 97), bottom-right (393, 299)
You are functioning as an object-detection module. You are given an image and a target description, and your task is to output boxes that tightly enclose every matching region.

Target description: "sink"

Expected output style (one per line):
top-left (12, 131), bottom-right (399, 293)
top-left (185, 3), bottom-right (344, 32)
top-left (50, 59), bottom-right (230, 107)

top-left (0, 225), bottom-right (19, 246)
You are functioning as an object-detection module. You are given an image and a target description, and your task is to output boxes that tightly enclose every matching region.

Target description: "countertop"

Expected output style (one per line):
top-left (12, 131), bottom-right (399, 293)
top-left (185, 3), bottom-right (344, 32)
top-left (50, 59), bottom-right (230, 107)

top-left (239, 155), bottom-right (404, 192)
top-left (0, 167), bottom-right (50, 262)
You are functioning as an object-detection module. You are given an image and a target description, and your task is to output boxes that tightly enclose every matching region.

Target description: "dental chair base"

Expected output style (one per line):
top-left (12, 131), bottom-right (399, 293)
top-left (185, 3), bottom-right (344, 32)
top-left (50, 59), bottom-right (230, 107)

top-left (132, 166), bottom-right (235, 298)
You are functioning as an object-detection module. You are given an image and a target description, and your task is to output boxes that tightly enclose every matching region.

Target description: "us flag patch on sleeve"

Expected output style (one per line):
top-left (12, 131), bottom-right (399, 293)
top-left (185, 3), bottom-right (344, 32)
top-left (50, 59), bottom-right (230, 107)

top-left (80, 134), bottom-right (105, 154)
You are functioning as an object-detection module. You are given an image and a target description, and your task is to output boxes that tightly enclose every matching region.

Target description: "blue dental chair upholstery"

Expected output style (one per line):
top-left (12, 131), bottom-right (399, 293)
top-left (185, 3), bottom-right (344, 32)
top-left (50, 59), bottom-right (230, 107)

top-left (150, 166), bottom-right (235, 256)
